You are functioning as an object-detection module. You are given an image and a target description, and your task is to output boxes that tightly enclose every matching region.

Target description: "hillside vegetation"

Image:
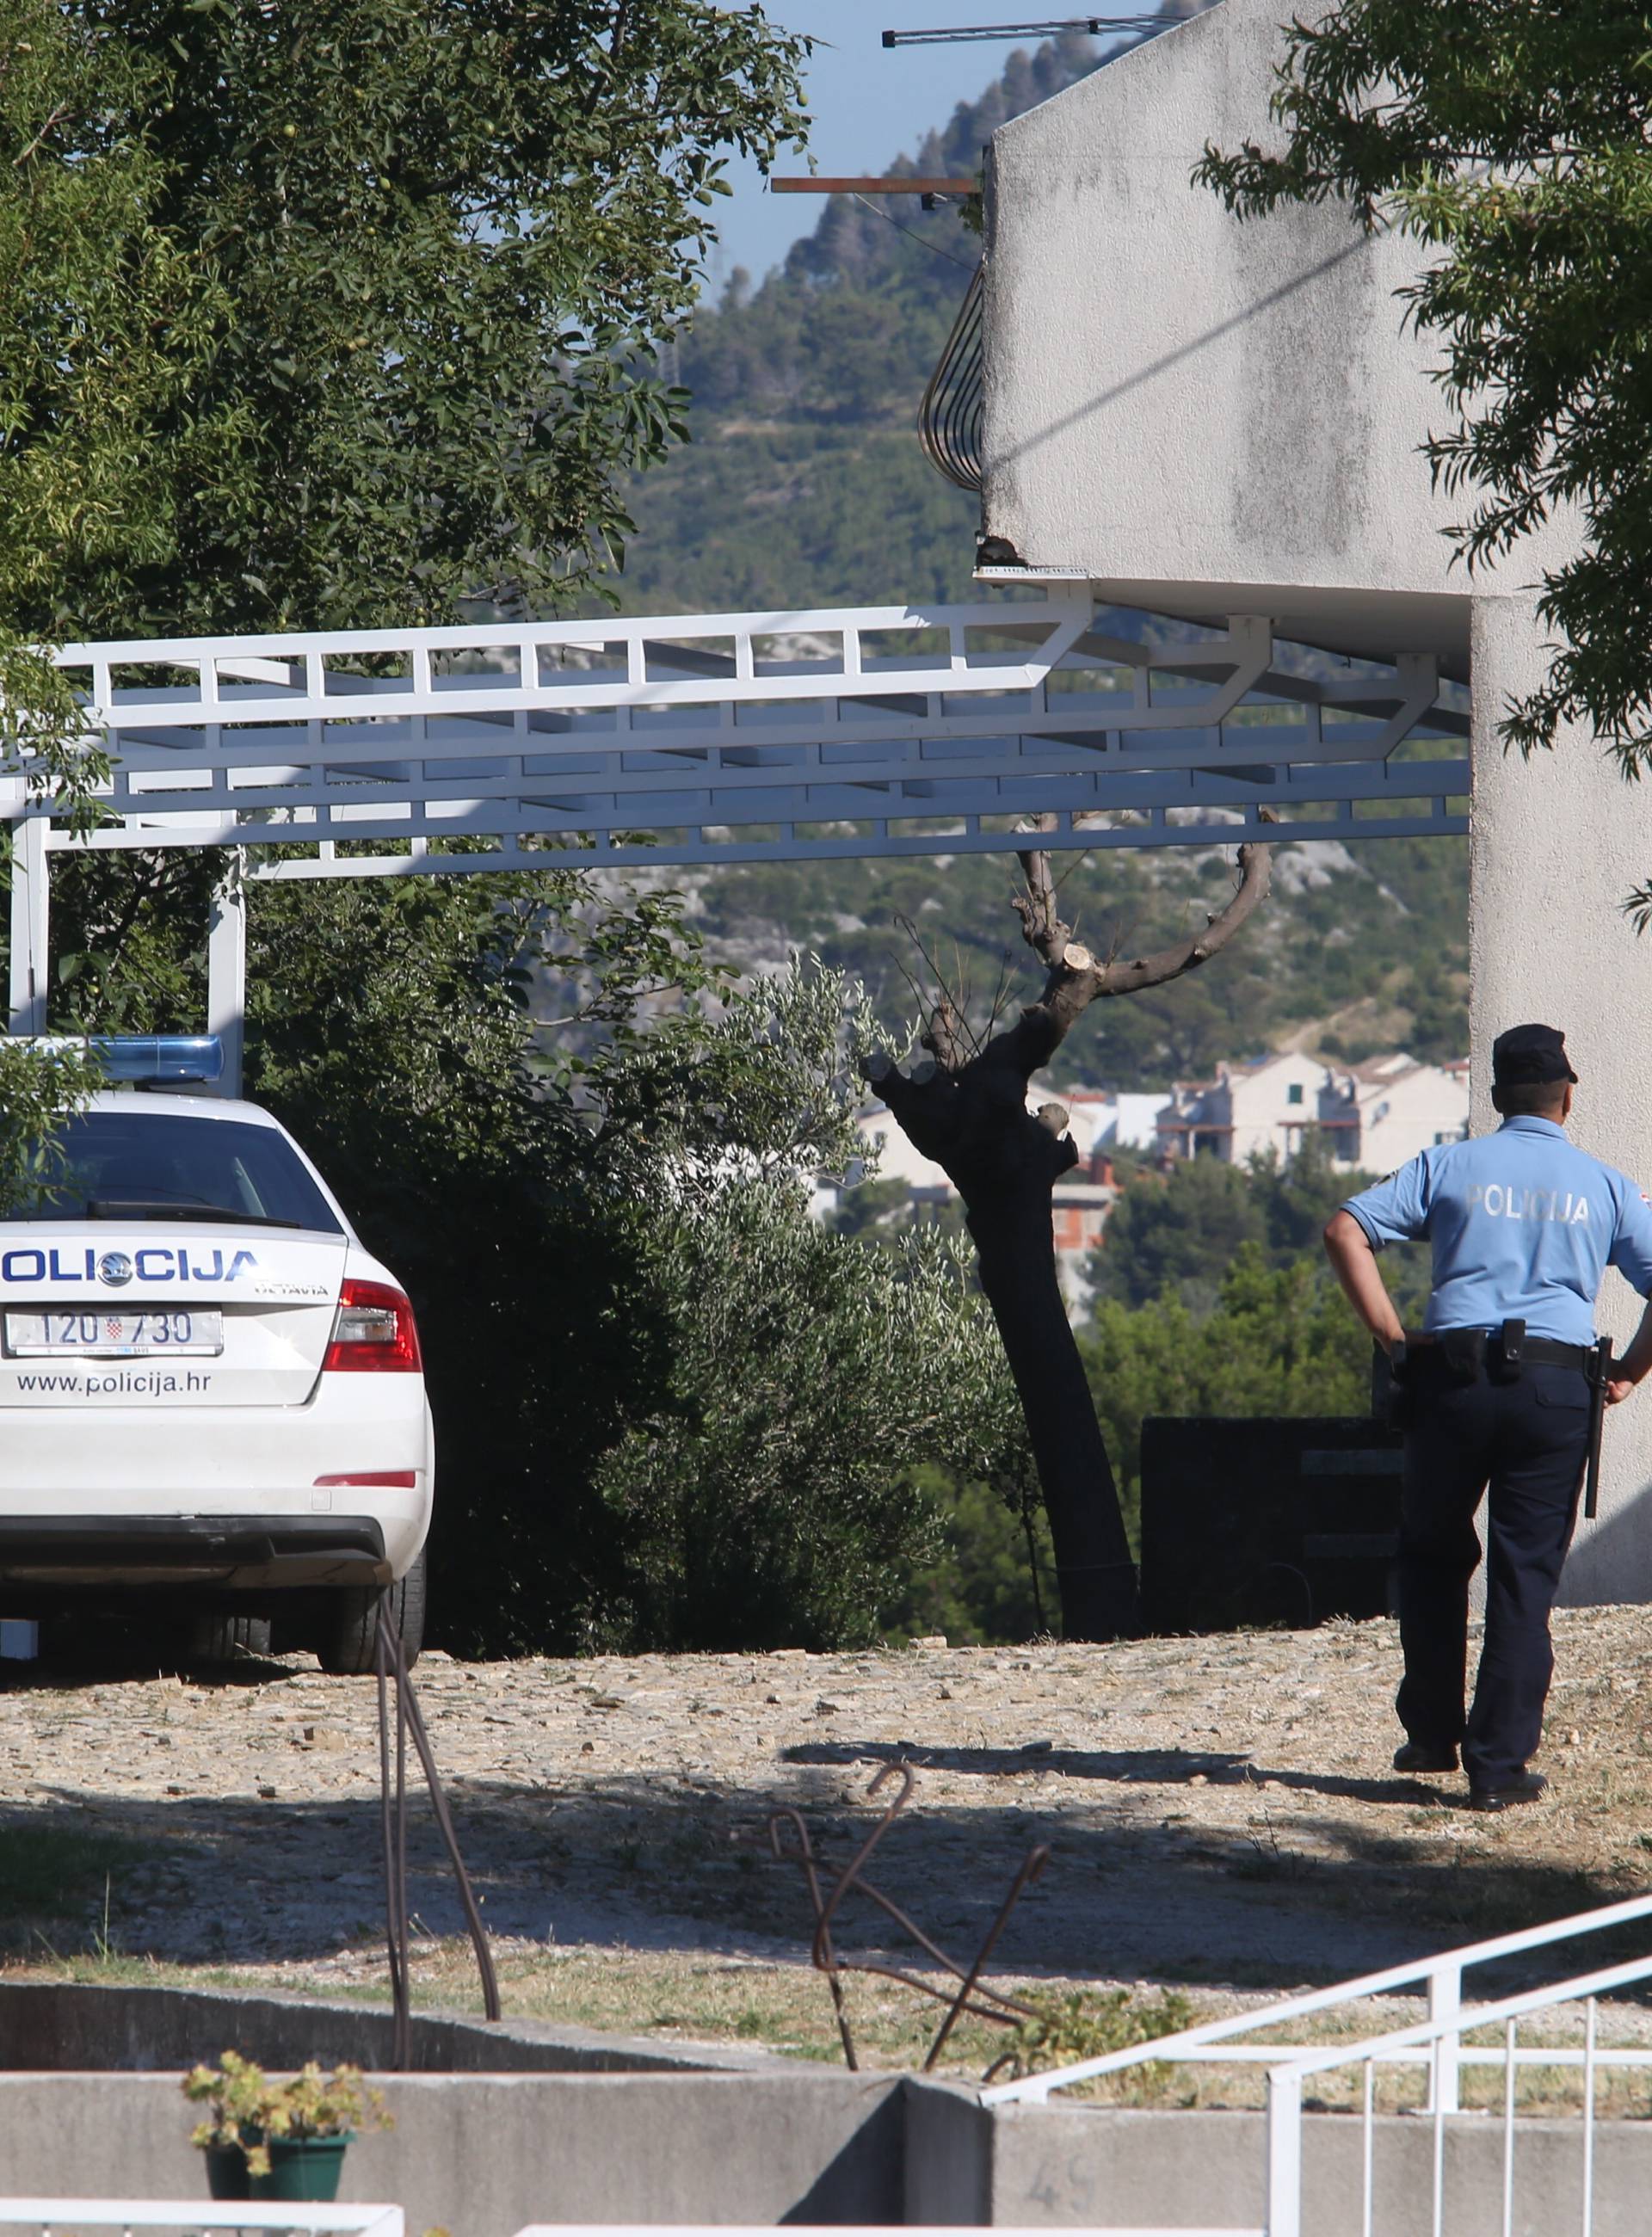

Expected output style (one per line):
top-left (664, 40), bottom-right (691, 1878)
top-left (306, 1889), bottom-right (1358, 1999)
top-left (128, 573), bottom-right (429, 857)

top-left (605, 25), bottom-right (1470, 1089)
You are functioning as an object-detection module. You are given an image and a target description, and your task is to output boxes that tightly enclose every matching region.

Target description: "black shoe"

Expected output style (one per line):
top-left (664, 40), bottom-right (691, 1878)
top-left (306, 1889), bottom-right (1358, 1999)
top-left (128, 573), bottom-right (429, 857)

top-left (1394, 1741), bottom-right (1458, 1774)
top-left (1466, 1771), bottom-right (1548, 1813)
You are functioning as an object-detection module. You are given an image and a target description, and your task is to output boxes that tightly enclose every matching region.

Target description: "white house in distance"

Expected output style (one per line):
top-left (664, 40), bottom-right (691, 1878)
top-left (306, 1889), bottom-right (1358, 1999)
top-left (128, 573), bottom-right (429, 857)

top-left (1156, 1050), bottom-right (1328, 1165)
top-left (1326, 1053), bottom-right (1471, 1171)
top-left (1158, 1052), bottom-right (1469, 1171)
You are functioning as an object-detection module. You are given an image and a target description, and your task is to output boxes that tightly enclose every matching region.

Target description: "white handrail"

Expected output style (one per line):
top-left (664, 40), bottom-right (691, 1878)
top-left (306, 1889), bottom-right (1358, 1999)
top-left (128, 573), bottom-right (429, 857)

top-left (1271, 1945), bottom-right (1652, 2086)
top-left (0, 2207), bottom-right (403, 2237)
top-left (981, 1883), bottom-right (1652, 2103)
top-left (510, 2228), bottom-right (1261, 2237)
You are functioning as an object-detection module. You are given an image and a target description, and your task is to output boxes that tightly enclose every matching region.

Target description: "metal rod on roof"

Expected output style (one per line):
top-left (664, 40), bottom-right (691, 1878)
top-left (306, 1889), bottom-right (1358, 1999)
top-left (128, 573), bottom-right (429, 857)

top-left (881, 16), bottom-right (1163, 44)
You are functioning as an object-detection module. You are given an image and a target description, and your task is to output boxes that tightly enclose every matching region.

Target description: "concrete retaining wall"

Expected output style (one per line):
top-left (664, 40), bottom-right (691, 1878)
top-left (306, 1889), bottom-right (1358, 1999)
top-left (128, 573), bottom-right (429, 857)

top-left (981, 2101), bottom-right (1652, 2234)
top-left (3, 1984), bottom-right (1649, 2233)
top-left (0, 1979), bottom-right (778, 2078)
top-left (0, 2072), bottom-right (910, 2234)
top-left (0, 2072), bottom-right (1648, 2234)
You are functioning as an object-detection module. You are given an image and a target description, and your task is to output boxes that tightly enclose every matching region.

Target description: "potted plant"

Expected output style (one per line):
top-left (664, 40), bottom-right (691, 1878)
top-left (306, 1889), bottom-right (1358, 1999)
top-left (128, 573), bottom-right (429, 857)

top-left (184, 2050), bottom-right (392, 2201)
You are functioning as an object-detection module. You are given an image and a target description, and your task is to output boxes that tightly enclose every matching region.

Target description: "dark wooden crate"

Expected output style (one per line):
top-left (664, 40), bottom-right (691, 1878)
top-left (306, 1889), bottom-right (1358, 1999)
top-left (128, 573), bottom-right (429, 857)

top-left (1139, 1414), bottom-right (1403, 1635)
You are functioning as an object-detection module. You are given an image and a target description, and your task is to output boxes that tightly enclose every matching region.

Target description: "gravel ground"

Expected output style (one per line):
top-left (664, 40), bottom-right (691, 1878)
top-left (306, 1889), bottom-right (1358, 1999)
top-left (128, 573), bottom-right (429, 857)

top-left (3, 1605), bottom-right (1651, 2016)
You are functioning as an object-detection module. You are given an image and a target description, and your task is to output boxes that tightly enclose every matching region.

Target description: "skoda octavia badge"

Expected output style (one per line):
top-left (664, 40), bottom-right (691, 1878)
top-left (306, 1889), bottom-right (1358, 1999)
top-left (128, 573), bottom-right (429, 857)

top-left (97, 1253), bottom-right (134, 1288)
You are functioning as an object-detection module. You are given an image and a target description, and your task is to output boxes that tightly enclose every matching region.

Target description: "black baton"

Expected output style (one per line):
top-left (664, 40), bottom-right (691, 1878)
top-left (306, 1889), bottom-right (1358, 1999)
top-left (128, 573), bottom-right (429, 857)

top-left (1584, 1335), bottom-right (1614, 1520)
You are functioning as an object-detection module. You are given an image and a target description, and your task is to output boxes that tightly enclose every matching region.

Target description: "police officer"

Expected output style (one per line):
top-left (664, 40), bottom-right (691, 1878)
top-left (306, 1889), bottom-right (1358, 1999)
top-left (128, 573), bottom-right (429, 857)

top-left (1322, 1024), bottom-right (1652, 1809)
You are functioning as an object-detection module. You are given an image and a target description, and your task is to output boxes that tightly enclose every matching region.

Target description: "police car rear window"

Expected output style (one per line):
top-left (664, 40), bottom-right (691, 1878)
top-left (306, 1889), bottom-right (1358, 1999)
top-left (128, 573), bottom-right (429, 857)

top-left (10, 1112), bottom-right (342, 1235)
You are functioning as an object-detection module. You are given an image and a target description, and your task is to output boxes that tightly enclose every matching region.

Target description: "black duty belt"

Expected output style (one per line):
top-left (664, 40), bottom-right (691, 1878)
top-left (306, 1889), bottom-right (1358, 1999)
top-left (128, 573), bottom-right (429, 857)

top-left (1416, 1330), bottom-right (1590, 1372)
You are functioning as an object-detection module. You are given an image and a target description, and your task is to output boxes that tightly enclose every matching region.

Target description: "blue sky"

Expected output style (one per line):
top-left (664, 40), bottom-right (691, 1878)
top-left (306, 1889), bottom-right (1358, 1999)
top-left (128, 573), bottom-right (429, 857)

top-left (710, 2), bottom-right (1041, 290)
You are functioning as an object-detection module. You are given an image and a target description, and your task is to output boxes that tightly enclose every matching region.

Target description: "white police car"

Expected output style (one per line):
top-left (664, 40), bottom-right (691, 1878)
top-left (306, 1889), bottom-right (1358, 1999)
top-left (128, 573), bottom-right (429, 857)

top-left (0, 1038), bottom-right (432, 1671)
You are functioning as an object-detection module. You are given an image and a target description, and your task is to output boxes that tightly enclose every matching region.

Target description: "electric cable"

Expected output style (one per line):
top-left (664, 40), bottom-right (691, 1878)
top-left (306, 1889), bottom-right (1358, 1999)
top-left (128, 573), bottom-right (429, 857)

top-left (848, 193), bottom-right (979, 271)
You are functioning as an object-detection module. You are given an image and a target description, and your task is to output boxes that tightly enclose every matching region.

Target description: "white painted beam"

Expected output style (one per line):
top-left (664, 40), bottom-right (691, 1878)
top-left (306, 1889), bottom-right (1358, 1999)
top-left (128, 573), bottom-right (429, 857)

top-left (6, 817), bottom-right (48, 1037)
top-left (206, 854), bottom-right (248, 1099)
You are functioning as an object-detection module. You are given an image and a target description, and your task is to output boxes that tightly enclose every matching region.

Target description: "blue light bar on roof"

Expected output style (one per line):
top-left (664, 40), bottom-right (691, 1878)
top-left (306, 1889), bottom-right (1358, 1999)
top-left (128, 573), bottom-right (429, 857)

top-left (93, 1035), bottom-right (225, 1084)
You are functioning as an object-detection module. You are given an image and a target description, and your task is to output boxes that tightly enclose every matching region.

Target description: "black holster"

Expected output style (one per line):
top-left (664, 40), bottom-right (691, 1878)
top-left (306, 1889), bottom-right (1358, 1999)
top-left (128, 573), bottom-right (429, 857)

top-left (1375, 1340), bottom-right (1411, 1430)
top-left (1439, 1328), bottom-right (1487, 1384)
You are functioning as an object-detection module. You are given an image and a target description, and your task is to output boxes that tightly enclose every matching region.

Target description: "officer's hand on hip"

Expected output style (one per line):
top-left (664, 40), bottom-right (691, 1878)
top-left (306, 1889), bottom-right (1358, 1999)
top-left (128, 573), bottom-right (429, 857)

top-left (1606, 1378), bottom-right (1638, 1406)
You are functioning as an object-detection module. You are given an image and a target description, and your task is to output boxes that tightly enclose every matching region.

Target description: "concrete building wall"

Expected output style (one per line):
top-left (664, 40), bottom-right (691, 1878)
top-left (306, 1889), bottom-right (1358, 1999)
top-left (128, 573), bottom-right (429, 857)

top-left (1470, 595), bottom-right (1652, 1600)
top-left (979, 0), bottom-right (1573, 638)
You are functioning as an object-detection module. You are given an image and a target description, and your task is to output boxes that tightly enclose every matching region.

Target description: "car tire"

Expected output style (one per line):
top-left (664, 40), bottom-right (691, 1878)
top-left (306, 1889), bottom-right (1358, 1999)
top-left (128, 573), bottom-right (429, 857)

top-left (188, 1613), bottom-right (274, 1666)
top-left (316, 1552), bottom-right (427, 1677)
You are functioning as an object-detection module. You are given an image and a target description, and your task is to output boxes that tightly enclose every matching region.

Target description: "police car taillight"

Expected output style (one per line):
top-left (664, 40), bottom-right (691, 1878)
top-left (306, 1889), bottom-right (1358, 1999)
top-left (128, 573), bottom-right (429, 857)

top-left (323, 1279), bottom-right (422, 1372)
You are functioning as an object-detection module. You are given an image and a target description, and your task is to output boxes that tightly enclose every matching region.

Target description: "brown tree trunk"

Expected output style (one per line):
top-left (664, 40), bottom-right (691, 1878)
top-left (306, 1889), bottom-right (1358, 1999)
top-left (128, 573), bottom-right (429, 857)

top-left (864, 817), bottom-right (1274, 1642)
top-left (967, 1168), bottom-right (1137, 1637)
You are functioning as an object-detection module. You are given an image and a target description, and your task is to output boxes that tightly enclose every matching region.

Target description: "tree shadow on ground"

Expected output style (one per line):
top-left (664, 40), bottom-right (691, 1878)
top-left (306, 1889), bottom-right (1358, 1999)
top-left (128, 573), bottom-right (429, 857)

top-left (782, 1737), bottom-right (1441, 1809)
top-left (1, 1755), bottom-right (1637, 2009)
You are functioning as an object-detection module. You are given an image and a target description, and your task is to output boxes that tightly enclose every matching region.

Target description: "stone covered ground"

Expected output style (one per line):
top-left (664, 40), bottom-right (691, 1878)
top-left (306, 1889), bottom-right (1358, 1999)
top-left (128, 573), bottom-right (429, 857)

top-left (4, 1608), bottom-right (1652, 2084)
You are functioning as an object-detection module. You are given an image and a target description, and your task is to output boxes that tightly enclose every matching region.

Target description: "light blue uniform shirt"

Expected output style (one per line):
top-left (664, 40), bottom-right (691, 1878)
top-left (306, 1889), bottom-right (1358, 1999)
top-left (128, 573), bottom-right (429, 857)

top-left (1341, 1116), bottom-right (1652, 1347)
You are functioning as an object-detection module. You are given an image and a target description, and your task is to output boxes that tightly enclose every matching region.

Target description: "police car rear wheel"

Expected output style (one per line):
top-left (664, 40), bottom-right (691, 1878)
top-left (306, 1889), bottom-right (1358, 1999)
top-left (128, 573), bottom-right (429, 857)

top-left (315, 1553), bottom-right (426, 1677)
top-left (187, 1613), bottom-right (274, 1666)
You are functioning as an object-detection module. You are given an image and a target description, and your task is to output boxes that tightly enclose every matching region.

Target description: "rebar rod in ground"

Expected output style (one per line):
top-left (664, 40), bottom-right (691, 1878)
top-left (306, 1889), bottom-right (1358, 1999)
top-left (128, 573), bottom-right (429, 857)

top-left (768, 1809), bottom-right (858, 2069)
top-left (923, 1844), bottom-right (1051, 2070)
top-left (768, 1816), bottom-right (1034, 2025)
top-left (801, 1766), bottom-right (1038, 2003)
top-left (375, 1598), bottom-right (502, 2033)
top-left (375, 1615), bottom-right (411, 2070)
top-left (809, 1761), bottom-right (916, 1970)
top-left (771, 1766), bottom-right (1047, 2073)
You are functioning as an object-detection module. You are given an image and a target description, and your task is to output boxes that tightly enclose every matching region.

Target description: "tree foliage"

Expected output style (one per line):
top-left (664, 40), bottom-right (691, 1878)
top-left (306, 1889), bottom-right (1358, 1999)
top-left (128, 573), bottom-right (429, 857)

top-left (1084, 1244), bottom-right (1380, 1552)
top-left (595, 1188), bottom-right (1023, 1650)
top-left (1092, 1136), bottom-right (1378, 1313)
top-left (0, 0), bottom-right (228, 815)
top-left (238, 888), bottom-right (1026, 1654)
top-left (2, 0), bottom-right (810, 1094)
top-left (0, 1038), bottom-right (101, 1214)
top-left (1196, 2), bottom-right (1652, 772)
top-left (14, 0), bottom-right (810, 643)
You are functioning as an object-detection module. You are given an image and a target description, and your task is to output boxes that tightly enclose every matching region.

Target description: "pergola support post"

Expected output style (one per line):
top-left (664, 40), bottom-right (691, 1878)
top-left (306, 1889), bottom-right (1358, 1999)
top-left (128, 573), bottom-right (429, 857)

top-left (206, 853), bottom-right (247, 1099)
top-left (7, 817), bottom-right (49, 1038)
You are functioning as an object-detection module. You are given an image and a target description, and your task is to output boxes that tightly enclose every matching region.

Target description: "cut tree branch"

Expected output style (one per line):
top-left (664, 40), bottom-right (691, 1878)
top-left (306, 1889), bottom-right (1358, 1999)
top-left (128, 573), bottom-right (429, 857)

top-left (999, 810), bottom-right (1276, 1081)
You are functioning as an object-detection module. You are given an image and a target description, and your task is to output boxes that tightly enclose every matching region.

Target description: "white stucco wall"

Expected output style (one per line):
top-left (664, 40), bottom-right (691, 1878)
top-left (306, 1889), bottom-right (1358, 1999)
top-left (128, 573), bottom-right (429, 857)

top-left (1470, 596), bottom-right (1652, 1601)
top-left (980, 0), bottom-right (1572, 656)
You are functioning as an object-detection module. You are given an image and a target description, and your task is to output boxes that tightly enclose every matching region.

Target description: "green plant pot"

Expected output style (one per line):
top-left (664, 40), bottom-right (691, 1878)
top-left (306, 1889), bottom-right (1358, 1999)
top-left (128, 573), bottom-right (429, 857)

top-left (251, 2135), bottom-right (352, 2203)
top-left (205, 2145), bottom-right (252, 2201)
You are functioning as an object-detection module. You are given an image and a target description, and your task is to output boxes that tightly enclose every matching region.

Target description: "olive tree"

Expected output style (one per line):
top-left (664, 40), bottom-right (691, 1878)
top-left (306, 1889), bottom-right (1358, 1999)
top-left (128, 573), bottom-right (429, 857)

top-left (862, 820), bottom-right (1273, 1642)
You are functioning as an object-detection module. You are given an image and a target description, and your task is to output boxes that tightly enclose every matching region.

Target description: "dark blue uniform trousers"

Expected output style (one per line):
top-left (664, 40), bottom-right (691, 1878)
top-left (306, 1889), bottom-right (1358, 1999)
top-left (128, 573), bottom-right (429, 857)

top-left (1397, 1353), bottom-right (1589, 1790)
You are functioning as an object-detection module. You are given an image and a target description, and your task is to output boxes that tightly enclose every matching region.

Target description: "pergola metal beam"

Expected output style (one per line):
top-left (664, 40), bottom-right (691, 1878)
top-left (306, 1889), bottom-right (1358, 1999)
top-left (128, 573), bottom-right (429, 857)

top-left (15, 601), bottom-right (1466, 864)
top-left (4, 597), bottom-right (1470, 1086)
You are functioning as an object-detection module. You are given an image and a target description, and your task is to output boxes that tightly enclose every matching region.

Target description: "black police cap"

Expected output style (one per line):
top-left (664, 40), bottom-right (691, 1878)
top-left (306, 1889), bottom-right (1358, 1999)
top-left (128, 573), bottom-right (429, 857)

top-left (1492, 1022), bottom-right (1578, 1087)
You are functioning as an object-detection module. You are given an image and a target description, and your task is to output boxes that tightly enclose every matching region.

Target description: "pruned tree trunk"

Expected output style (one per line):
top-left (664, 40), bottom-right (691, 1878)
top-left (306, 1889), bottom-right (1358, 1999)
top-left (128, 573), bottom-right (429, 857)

top-left (864, 815), bottom-right (1274, 1642)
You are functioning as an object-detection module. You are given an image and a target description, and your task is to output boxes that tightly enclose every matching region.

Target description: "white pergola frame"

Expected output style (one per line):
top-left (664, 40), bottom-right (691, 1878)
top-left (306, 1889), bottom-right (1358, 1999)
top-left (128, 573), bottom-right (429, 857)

top-left (3, 596), bottom-right (1468, 1091)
